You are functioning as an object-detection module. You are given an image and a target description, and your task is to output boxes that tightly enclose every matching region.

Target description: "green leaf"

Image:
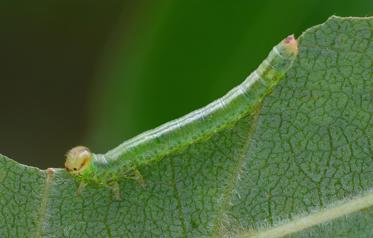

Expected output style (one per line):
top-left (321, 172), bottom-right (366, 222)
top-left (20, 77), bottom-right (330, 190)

top-left (0, 16), bottom-right (372, 237)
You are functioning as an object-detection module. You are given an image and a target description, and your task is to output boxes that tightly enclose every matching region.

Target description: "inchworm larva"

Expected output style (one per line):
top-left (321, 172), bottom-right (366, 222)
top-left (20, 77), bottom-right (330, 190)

top-left (65, 35), bottom-right (298, 199)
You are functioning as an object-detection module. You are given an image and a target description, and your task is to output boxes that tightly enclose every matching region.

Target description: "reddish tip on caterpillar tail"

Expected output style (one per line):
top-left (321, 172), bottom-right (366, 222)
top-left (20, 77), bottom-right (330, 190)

top-left (283, 34), bottom-right (298, 55)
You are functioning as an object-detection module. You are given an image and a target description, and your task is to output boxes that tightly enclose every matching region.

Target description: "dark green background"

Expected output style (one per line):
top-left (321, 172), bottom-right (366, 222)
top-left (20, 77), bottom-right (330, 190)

top-left (0, 0), bottom-right (372, 168)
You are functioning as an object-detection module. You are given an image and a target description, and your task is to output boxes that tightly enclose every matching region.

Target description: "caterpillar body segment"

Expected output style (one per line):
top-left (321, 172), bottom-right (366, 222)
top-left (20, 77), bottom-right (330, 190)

top-left (64, 36), bottom-right (298, 199)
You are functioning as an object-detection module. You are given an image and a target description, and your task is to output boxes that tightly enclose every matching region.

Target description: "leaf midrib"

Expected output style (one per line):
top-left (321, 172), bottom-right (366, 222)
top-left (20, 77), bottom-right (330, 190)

top-left (239, 189), bottom-right (373, 238)
top-left (33, 169), bottom-right (55, 238)
top-left (211, 106), bottom-right (263, 237)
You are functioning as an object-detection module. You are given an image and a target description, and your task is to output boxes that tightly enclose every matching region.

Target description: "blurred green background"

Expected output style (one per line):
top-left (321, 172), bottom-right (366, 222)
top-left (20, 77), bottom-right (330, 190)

top-left (0, 0), bottom-right (372, 168)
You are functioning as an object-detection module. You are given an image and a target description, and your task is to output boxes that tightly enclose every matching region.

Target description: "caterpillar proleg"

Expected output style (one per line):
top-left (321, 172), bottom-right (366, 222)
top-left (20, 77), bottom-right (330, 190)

top-left (65, 35), bottom-right (298, 199)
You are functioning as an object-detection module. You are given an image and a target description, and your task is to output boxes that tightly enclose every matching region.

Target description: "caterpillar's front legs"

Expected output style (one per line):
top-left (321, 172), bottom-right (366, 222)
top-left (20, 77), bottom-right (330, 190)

top-left (110, 169), bottom-right (144, 201)
top-left (132, 169), bottom-right (145, 187)
top-left (123, 169), bottom-right (145, 186)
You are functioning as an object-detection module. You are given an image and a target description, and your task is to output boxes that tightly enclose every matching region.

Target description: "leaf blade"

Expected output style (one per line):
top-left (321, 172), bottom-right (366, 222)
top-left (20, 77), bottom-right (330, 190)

top-left (0, 16), bottom-right (372, 238)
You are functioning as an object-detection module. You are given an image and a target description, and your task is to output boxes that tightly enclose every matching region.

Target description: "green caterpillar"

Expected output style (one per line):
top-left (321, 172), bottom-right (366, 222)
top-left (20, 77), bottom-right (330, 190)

top-left (65, 35), bottom-right (298, 199)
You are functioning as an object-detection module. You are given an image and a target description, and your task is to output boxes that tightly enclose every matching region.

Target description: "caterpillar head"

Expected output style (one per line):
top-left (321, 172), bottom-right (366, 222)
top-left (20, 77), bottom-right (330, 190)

top-left (65, 146), bottom-right (92, 176)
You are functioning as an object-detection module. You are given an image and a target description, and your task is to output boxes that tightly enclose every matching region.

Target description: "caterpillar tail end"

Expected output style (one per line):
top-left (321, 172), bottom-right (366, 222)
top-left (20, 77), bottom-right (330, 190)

top-left (283, 34), bottom-right (298, 56)
top-left (264, 35), bottom-right (298, 75)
